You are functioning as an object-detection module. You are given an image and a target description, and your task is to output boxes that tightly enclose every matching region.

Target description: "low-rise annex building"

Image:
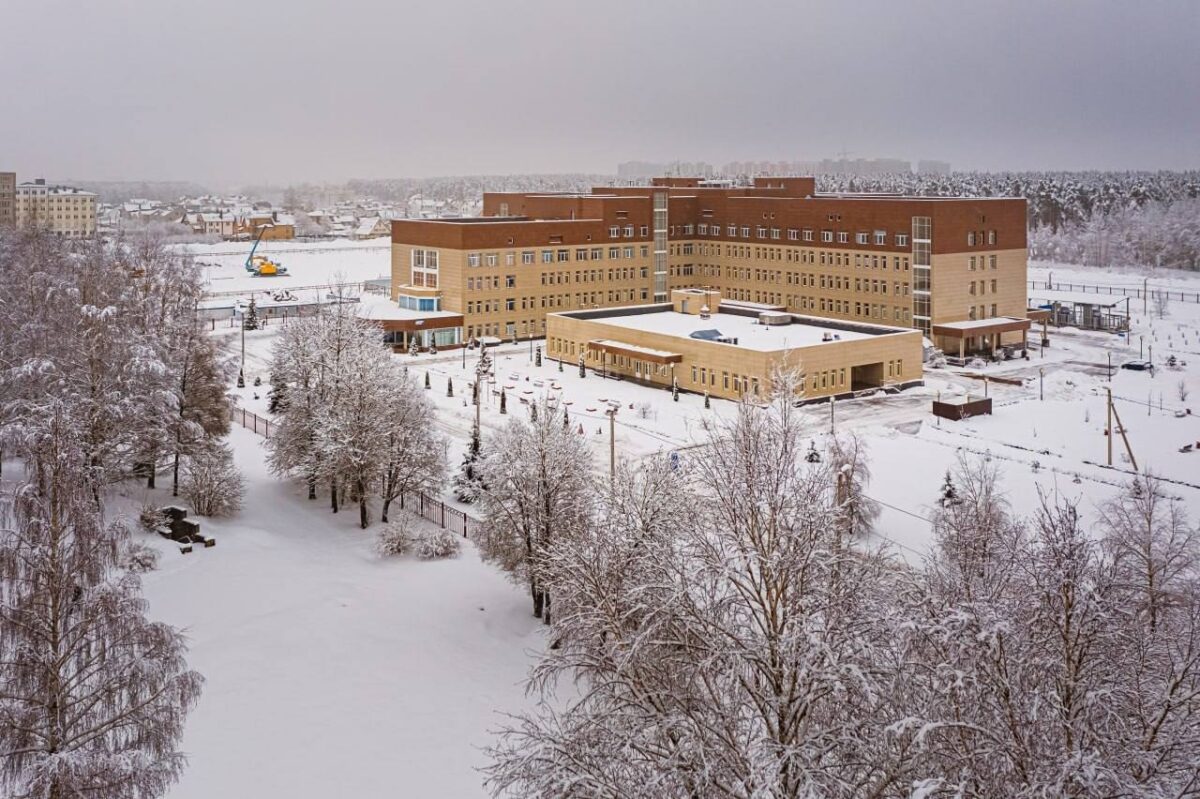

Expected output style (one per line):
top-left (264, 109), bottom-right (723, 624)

top-left (546, 288), bottom-right (923, 401)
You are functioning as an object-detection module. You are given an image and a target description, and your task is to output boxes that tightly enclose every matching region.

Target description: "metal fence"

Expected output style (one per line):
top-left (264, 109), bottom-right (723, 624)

top-left (1029, 280), bottom-right (1200, 304)
top-left (232, 405), bottom-right (479, 538)
top-left (234, 406), bottom-right (272, 438)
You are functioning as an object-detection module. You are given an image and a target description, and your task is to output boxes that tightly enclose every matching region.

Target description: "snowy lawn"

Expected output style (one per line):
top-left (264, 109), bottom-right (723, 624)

top-left (181, 238), bottom-right (391, 294)
top-left (125, 426), bottom-right (541, 798)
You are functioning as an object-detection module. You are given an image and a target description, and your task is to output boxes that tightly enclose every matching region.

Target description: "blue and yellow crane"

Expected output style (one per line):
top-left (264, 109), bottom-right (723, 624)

top-left (244, 225), bottom-right (288, 277)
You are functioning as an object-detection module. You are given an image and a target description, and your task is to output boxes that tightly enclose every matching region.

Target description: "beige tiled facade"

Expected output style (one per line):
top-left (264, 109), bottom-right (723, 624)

top-left (0, 172), bottom-right (15, 228)
top-left (545, 299), bottom-right (923, 402)
top-left (15, 180), bottom-right (97, 237)
top-left (389, 177), bottom-right (1029, 358)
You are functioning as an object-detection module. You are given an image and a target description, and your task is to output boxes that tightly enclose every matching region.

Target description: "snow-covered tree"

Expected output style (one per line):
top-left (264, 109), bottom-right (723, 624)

top-left (827, 432), bottom-right (880, 539)
top-left (0, 411), bottom-right (203, 798)
top-left (487, 381), bottom-right (920, 797)
top-left (378, 373), bottom-right (445, 524)
top-left (475, 398), bottom-right (593, 622)
top-left (181, 441), bottom-right (246, 517)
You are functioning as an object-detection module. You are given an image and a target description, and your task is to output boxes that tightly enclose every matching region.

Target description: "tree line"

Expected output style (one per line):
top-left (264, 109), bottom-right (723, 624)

top-left (467, 375), bottom-right (1199, 798)
top-left (0, 231), bottom-right (220, 798)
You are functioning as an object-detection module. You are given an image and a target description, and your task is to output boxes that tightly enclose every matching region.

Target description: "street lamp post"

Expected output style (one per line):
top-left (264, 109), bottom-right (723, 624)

top-left (606, 406), bottom-right (617, 480)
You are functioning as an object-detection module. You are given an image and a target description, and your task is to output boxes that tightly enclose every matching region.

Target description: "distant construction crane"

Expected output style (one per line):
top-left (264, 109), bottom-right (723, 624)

top-left (244, 225), bottom-right (288, 277)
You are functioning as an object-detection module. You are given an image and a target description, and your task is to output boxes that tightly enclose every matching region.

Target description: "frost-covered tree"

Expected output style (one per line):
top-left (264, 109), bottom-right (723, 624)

top-left (903, 462), bottom-right (1200, 796)
top-left (182, 441), bottom-right (246, 517)
top-left (487, 379), bottom-right (920, 798)
top-left (378, 373), bottom-right (445, 524)
top-left (475, 398), bottom-right (592, 622)
top-left (827, 432), bottom-right (880, 539)
top-left (0, 412), bottom-right (203, 798)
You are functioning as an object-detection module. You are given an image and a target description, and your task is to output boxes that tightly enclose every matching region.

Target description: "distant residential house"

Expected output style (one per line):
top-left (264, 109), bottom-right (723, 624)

top-left (353, 217), bottom-right (390, 239)
top-left (236, 211), bottom-right (295, 240)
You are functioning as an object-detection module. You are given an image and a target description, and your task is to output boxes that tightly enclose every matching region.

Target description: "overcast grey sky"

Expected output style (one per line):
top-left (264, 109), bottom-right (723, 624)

top-left (3, 0), bottom-right (1197, 184)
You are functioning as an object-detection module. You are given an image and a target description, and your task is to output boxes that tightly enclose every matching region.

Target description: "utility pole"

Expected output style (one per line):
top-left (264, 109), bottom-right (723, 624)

top-left (1107, 351), bottom-right (1112, 381)
top-left (1039, 367), bottom-right (1044, 401)
top-left (1107, 387), bottom-right (1113, 467)
top-left (1140, 335), bottom-right (1144, 359)
top-left (1144, 277), bottom-right (1148, 315)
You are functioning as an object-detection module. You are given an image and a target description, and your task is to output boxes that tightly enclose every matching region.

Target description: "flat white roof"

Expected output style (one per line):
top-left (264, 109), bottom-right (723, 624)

top-left (933, 316), bottom-right (1029, 332)
top-left (581, 309), bottom-right (878, 352)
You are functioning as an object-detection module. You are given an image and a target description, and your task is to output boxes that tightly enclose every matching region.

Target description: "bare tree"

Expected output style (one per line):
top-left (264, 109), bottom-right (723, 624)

top-left (182, 441), bottom-right (246, 517)
top-left (378, 374), bottom-right (445, 523)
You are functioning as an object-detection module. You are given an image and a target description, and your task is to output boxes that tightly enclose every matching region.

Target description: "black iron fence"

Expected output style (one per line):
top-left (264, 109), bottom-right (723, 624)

top-left (1029, 280), bottom-right (1200, 304)
top-left (233, 405), bottom-right (478, 538)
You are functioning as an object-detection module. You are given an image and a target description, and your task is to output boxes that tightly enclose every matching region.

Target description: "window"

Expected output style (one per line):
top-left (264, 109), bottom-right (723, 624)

top-left (991, 279), bottom-right (998, 293)
top-left (837, 232), bottom-right (848, 244)
top-left (990, 255), bottom-right (998, 270)
top-left (485, 253), bottom-right (497, 267)
top-left (988, 230), bottom-right (996, 245)
top-left (541, 250), bottom-right (553, 264)
top-left (856, 232), bottom-right (868, 245)
top-left (969, 256), bottom-right (976, 271)
top-left (639, 225), bottom-right (648, 236)
top-left (803, 228), bottom-right (814, 242)
top-left (505, 275), bottom-right (515, 288)
top-left (968, 231), bottom-right (976, 246)
top-left (575, 249), bottom-right (588, 261)
top-left (770, 227), bottom-right (780, 239)
top-left (787, 228), bottom-right (799, 240)
top-left (623, 225), bottom-right (634, 237)
top-left (757, 226), bottom-right (767, 238)
top-left (609, 226), bottom-right (619, 238)
top-left (728, 224), bottom-right (737, 236)
top-left (557, 249), bottom-right (569, 262)
top-left (874, 230), bottom-right (886, 245)
top-left (821, 230), bottom-right (833, 243)
top-left (467, 252), bottom-right (480, 267)
top-left (740, 226), bottom-right (750, 237)
top-left (522, 251), bottom-right (534, 264)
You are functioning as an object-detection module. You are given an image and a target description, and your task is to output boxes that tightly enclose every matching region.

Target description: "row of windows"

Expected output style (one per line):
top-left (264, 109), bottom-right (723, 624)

top-left (967, 304), bottom-right (1001, 321)
top-left (810, 369), bottom-right (847, 393)
top-left (608, 225), bottom-right (649, 238)
top-left (465, 289), bottom-right (649, 316)
top-left (968, 279), bottom-right (1000, 296)
top-left (967, 230), bottom-right (999, 247)
top-left (969, 255), bottom-right (999, 270)
top-left (669, 222), bottom-right (912, 248)
top-left (466, 245), bottom-right (651, 268)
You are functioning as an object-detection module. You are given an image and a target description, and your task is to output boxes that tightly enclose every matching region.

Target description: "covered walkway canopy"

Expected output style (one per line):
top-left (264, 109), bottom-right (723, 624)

top-left (586, 339), bottom-right (683, 364)
top-left (932, 316), bottom-right (1031, 359)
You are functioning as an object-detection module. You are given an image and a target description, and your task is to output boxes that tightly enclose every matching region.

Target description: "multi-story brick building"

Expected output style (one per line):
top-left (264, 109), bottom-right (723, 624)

top-left (389, 177), bottom-right (1030, 358)
top-left (15, 179), bottom-right (97, 237)
top-left (0, 172), bottom-right (15, 228)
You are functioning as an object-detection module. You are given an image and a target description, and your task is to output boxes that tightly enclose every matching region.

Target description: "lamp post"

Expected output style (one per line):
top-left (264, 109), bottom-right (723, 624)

top-left (237, 307), bottom-right (246, 388)
top-left (606, 406), bottom-right (618, 480)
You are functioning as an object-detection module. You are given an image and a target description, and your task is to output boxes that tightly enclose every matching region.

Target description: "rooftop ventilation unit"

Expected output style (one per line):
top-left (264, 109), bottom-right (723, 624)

top-left (758, 312), bottom-right (791, 326)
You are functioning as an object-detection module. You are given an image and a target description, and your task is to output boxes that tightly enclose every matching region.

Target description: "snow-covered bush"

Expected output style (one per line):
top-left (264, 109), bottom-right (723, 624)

top-left (414, 527), bottom-right (462, 560)
top-left (182, 443), bottom-right (245, 517)
top-left (121, 540), bottom-right (160, 574)
top-left (376, 515), bottom-right (414, 557)
top-left (138, 503), bottom-right (169, 533)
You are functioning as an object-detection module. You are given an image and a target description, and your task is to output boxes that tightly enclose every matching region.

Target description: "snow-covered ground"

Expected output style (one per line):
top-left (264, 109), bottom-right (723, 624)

top-left (160, 256), bottom-right (1200, 794)
top-left (181, 238), bottom-right (391, 295)
top-left (124, 427), bottom-right (540, 798)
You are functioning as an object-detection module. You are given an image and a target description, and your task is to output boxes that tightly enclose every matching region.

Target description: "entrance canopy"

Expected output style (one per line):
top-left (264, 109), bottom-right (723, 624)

top-left (932, 316), bottom-right (1031, 339)
top-left (587, 339), bottom-right (683, 365)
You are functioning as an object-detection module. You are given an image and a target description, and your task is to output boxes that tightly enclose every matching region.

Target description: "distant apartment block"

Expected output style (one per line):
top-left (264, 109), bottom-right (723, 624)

top-left (0, 171), bottom-right (15, 227)
top-left (388, 176), bottom-right (1031, 359)
top-left (14, 178), bottom-right (97, 237)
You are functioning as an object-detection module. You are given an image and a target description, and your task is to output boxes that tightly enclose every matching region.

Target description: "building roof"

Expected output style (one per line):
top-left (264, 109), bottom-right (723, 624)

top-left (563, 307), bottom-right (892, 352)
top-left (1028, 290), bottom-right (1131, 309)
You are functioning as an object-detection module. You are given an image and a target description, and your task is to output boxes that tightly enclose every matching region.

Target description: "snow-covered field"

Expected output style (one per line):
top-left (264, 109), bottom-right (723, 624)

top-left (157, 257), bottom-right (1200, 794)
top-left (181, 238), bottom-right (391, 295)
top-left (126, 427), bottom-right (540, 798)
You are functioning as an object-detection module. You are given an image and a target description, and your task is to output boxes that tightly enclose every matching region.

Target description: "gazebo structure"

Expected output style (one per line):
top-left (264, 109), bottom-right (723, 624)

top-left (932, 316), bottom-right (1032, 360)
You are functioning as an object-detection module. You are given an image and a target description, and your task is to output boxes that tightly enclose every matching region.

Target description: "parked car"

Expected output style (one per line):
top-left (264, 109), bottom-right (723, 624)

top-left (1121, 359), bottom-right (1154, 371)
